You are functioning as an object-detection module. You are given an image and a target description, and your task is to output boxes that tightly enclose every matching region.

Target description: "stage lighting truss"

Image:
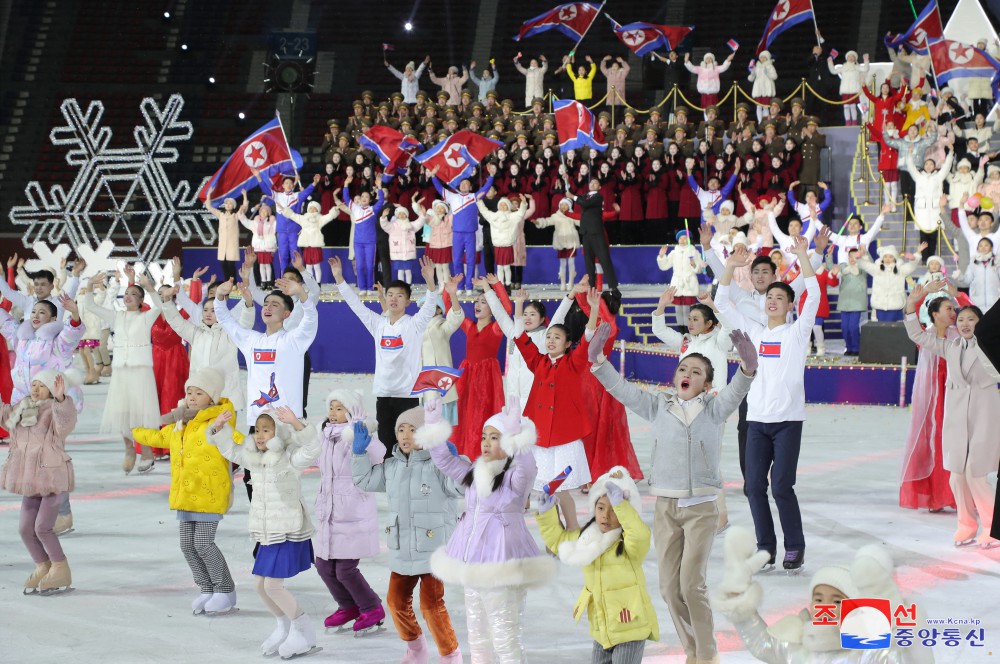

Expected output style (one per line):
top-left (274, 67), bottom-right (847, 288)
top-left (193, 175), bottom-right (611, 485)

top-left (8, 94), bottom-right (217, 267)
top-left (264, 52), bottom-right (315, 94)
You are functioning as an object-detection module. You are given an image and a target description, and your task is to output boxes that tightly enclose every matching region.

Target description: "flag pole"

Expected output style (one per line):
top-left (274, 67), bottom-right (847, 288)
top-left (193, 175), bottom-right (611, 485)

top-left (274, 110), bottom-right (301, 184)
top-left (568, 1), bottom-right (608, 56)
top-left (809, 0), bottom-right (823, 50)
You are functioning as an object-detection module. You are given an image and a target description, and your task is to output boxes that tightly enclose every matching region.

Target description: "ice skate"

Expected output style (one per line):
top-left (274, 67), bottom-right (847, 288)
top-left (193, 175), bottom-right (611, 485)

top-left (438, 647), bottom-right (463, 664)
top-left (755, 549), bottom-right (776, 574)
top-left (204, 591), bottom-right (237, 614)
top-left (815, 344), bottom-right (826, 356)
top-left (279, 613), bottom-right (320, 659)
top-left (192, 592), bottom-right (213, 615)
top-left (122, 443), bottom-right (137, 475)
top-left (260, 616), bottom-right (291, 656)
top-left (23, 561), bottom-right (51, 595)
top-left (955, 537), bottom-right (977, 547)
top-left (400, 634), bottom-right (429, 664)
top-left (137, 450), bottom-right (155, 474)
top-left (38, 560), bottom-right (72, 595)
top-left (783, 550), bottom-right (805, 575)
top-left (53, 513), bottom-right (74, 536)
top-left (323, 606), bottom-right (359, 632)
top-left (352, 605), bottom-right (386, 637)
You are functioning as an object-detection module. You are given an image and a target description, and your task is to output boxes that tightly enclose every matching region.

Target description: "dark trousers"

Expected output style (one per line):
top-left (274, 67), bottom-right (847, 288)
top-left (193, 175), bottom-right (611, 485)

top-left (581, 233), bottom-right (619, 290)
top-left (302, 351), bottom-right (312, 418)
top-left (511, 265), bottom-right (523, 286)
top-left (840, 311), bottom-right (862, 353)
top-left (376, 396), bottom-right (420, 460)
top-left (737, 396), bottom-right (749, 482)
top-left (899, 169), bottom-right (916, 207)
top-left (480, 219), bottom-right (496, 274)
top-left (220, 260), bottom-right (238, 283)
top-left (242, 426), bottom-right (256, 502)
top-left (315, 557), bottom-right (381, 612)
top-left (919, 230), bottom-right (937, 261)
top-left (746, 421), bottom-right (805, 552)
top-left (377, 239), bottom-right (392, 288)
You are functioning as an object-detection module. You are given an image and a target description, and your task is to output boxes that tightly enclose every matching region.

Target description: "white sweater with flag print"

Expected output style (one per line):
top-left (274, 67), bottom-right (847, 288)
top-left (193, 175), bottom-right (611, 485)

top-left (338, 281), bottom-right (438, 397)
top-left (715, 277), bottom-right (819, 423)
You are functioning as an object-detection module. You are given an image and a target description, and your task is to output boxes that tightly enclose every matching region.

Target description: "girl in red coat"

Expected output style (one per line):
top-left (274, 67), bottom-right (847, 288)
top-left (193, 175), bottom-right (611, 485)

top-left (867, 122), bottom-right (901, 210)
top-left (446, 274), bottom-right (511, 460)
top-left (147, 284), bottom-right (191, 458)
top-left (617, 161), bottom-right (645, 245)
top-left (863, 82), bottom-right (907, 140)
top-left (513, 287), bottom-right (601, 530)
top-left (676, 157), bottom-right (703, 233)
top-left (573, 288), bottom-right (643, 488)
top-left (645, 160), bottom-right (671, 245)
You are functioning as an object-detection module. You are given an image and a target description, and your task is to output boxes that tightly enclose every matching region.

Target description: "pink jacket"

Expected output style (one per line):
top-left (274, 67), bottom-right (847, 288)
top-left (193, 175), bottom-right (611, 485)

top-left (420, 204), bottom-right (453, 249)
top-left (0, 397), bottom-right (76, 496)
top-left (601, 61), bottom-right (630, 106)
top-left (380, 213), bottom-right (425, 261)
top-left (0, 313), bottom-right (84, 403)
top-left (685, 59), bottom-right (732, 94)
top-left (313, 421), bottom-right (386, 560)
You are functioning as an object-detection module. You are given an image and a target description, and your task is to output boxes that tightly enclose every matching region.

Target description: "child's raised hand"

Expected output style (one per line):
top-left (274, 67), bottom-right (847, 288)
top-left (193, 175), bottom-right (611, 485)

top-left (657, 286), bottom-right (678, 309)
top-left (604, 481), bottom-right (625, 506)
top-left (423, 396), bottom-right (443, 424)
top-left (586, 286), bottom-right (601, 311)
top-left (535, 492), bottom-right (556, 514)
top-left (731, 329), bottom-right (759, 375)
top-left (348, 405), bottom-right (367, 424)
top-left (327, 256), bottom-right (344, 280)
top-left (499, 396), bottom-right (522, 434)
top-left (351, 420), bottom-right (372, 455)
top-left (292, 251), bottom-right (305, 271)
top-left (588, 322), bottom-right (611, 364)
top-left (193, 266), bottom-right (209, 280)
top-left (571, 274), bottom-right (590, 295)
top-left (52, 373), bottom-right (66, 402)
top-left (212, 410), bottom-right (232, 431)
top-left (274, 405), bottom-right (300, 426)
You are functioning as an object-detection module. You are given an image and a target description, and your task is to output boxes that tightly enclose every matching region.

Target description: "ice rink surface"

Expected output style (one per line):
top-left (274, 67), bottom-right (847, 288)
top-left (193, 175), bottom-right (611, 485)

top-left (2, 373), bottom-right (996, 664)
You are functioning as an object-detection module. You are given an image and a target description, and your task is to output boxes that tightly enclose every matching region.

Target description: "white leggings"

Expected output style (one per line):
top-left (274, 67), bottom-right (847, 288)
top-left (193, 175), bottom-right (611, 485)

top-left (255, 575), bottom-right (302, 619)
top-left (259, 263), bottom-right (273, 284)
top-left (843, 103), bottom-right (858, 123)
top-left (465, 587), bottom-right (527, 664)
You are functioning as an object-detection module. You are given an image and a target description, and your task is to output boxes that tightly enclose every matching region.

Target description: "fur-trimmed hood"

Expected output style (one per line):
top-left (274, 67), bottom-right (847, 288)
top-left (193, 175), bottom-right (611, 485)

top-left (430, 547), bottom-right (556, 590)
top-left (17, 318), bottom-right (64, 342)
top-left (241, 420), bottom-right (306, 469)
top-left (558, 524), bottom-right (622, 567)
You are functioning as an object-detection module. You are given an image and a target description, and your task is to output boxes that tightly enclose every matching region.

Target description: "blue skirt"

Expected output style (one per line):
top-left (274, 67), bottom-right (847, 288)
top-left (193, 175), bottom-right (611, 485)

top-left (252, 539), bottom-right (314, 579)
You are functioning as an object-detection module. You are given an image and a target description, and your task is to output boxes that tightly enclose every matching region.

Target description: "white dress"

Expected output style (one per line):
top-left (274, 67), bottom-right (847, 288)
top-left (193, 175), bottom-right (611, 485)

top-left (84, 292), bottom-right (161, 435)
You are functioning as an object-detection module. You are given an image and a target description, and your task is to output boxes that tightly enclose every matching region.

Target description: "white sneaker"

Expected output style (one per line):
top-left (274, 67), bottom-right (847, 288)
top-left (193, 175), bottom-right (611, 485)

top-left (192, 592), bottom-right (213, 615)
top-left (261, 616), bottom-right (292, 655)
top-left (204, 591), bottom-right (237, 613)
top-left (278, 613), bottom-right (317, 659)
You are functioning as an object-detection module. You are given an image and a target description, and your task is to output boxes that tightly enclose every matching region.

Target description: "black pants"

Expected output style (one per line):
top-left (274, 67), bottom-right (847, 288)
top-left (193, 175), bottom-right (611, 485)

top-left (511, 265), bottom-right (523, 286)
top-left (376, 239), bottom-right (392, 288)
top-left (302, 351), bottom-right (311, 418)
top-left (605, 222), bottom-right (622, 246)
top-left (220, 260), bottom-right (238, 283)
top-left (899, 169), bottom-right (916, 207)
top-left (737, 395), bottom-right (749, 491)
top-left (480, 219), bottom-right (496, 274)
top-left (919, 230), bottom-right (937, 262)
top-left (376, 396), bottom-right (419, 460)
top-left (581, 233), bottom-right (619, 290)
top-left (242, 426), bottom-right (256, 502)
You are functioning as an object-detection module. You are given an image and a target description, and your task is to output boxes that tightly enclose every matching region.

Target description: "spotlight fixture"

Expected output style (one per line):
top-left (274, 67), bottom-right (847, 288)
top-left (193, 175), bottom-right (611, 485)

top-left (180, 44), bottom-right (188, 51)
top-left (238, 112), bottom-right (246, 120)
top-left (404, 21), bottom-right (413, 31)
top-left (163, 11), bottom-right (170, 18)
top-left (263, 53), bottom-right (315, 94)
top-left (208, 76), bottom-right (216, 84)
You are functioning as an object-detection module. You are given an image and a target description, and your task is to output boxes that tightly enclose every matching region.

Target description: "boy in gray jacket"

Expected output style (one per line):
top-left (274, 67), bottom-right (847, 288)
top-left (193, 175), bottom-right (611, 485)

top-left (352, 406), bottom-right (463, 663)
top-left (589, 323), bottom-right (758, 664)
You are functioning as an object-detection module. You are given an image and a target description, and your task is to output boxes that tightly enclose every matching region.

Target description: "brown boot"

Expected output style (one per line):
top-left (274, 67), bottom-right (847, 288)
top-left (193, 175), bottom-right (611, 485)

top-left (24, 561), bottom-right (51, 594)
top-left (39, 559), bottom-right (72, 594)
top-left (123, 441), bottom-right (137, 475)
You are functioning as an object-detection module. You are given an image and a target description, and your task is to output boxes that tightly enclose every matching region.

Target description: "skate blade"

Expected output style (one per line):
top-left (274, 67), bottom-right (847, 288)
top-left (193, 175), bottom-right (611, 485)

top-left (280, 646), bottom-right (323, 660)
top-left (54, 528), bottom-right (75, 537)
top-left (205, 607), bottom-right (239, 616)
top-left (324, 625), bottom-right (354, 634)
top-left (955, 538), bottom-right (977, 548)
top-left (23, 587), bottom-right (40, 595)
top-left (353, 624), bottom-right (386, 638)
top-left (137, 463), bottom-right (155, 474)
top-left (784, 566), bottom-right (806, 576)
top-left (39, 586), bottom-right (74, 596)
top-left (755, 564), bottom-right (776, 575)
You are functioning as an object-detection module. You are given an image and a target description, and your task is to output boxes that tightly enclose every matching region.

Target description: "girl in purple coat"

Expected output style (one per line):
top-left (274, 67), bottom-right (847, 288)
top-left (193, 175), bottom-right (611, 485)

top-left (418, 395), bottom-right (555, 664)
top-left (315, 389), bottom-right (387, 633)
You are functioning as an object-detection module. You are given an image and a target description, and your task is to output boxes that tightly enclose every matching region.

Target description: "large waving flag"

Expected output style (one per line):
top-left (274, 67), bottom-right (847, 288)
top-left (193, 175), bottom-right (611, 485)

top-left (885, 0), bottom-right (943, 55)
top-left (410, 366), bottom-right (464, 396)
top-left (756, 0), bottom-right (815, 54)
top-left (553, 99), bottom-right (607, 152)
top-left (930, 39), bottom-right (1000, 87)
top-left (414, 130), bottom-right (502, 188)
top-left (197, 117), bottom-right (299, 207)
top-left (358, 126), bottom-right (422, 181)
top-left (608, 18), bottom-right (693, 56)
top-left (514, 2), bottom-right (601, 42)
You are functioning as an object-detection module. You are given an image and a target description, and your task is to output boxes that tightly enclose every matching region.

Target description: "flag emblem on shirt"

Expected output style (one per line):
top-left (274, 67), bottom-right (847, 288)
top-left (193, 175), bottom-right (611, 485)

top-left (254, 349), bottom-right (277, 364)
top-left (380, 335), bottom-right (405, 351)
top-left (252, 372), bottom-right (280, 408)
top-left (759, 341), bottom-right (782, 358)
top-left (411, 366), bottom-right (464, 396)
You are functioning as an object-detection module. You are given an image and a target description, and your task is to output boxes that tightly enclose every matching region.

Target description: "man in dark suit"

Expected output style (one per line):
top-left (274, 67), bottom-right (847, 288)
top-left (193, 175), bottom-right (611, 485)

top-left (562, 177), bottom-right (620, 293)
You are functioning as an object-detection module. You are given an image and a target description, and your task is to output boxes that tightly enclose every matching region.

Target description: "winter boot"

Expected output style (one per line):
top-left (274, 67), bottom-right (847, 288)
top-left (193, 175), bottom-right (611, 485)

top-left (137, 447), bottom-right (155, 474)
top-left (53, 513), bottom-right (73, 535)
top-left (352, 604), bottom-right (386, 636)
top-left (38, 559), bottom-right (71, 594)
top-left (401, 634), bottom-right (429, 664)
top-left (261, 616), bottom-right (291, 655)
top-left (438, 647), bottom-right (463, 663)
top-left (815, 343), bottom-right (826, 356)
top-left (324, 606), bottom-right (360, 630)
top-left (279, 613), bottom-right (317, 658)
top-left (123, 441), bottom-right (137, 475)
top-left (204, 591), bottom-right (237, 613)
top-left (783, 549), bottom-right (805, 574)
top-left (24, 561), bottom-right (51, 594)
top-left (756, 549), bottom-right (776, 574)
top-left (192, 592), bottom-right (213, 615)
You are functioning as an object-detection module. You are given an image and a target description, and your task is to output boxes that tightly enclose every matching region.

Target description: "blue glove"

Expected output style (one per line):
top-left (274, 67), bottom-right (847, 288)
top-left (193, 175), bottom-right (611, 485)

top-left (352, 421), bottom-right (372, 455)
top-left (535, 493), bottom-right (556, 514)
top-left (604, 481), bottom-right (625, 507)
top-left (446, 441), bottom-right (459, 457)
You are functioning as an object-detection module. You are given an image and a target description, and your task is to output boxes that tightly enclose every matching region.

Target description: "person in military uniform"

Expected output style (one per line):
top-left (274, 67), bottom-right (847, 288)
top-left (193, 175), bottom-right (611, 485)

top-left (361, 89), bottom-right (376, 119)
top-left (322, 120), bottom-right (342, 163)
top-left (669, 125), bottom-right (695, 157)
top-left (346, 100), bottom-right (368, 133)
top-left (696, 105), bottom-right (725, 140)
top-left (761, 97), bottom-right (789, 135)
top-left (786, 98), bottom-right (808, 138)
top-left (798, 117), bottom-right (826, 188)
top-left (639, 127), bottom-right (665, 161)
top-left (728, 102), bottom-right (756, 142)
top-left (699, 124), bottom-right (724, 156)
top-left (643, 107), bottom-right (664, 138)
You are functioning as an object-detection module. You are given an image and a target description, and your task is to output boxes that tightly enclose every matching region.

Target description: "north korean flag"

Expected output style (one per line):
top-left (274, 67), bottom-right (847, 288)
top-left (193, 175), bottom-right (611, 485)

top-left (380, 335), bottom-right (405, 351)
top-left (253, 349), bottom-right (277, 364)
top-left (410, 365), bottom-right (464, 396)
top-left (514, 2), bottom-right (601, 42)
top-left (608, 18), bottom-right (693, 57)
top-left (413, 130), bottom-right (501, 189)
top-left (554, 99), bottom-right (607, 152)
top-left (756, 0), bottom-right (815, 54)
top-left (358, 126), bottom-right (423, 181)
top-left (197, 117), bottom-right (300, 208)
top-left (930, 39), bottom-right (1000, 87)
top-left (885, 0), bottom-right (943, 55)
top-left (542, 465), bottom-right (574, 496)
top-left (759, 341), bottom-right (782, 358)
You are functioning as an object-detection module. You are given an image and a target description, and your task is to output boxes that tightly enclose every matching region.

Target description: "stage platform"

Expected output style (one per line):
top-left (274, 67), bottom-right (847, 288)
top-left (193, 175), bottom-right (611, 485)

top-left (181, 247), bottom-right (916, 406)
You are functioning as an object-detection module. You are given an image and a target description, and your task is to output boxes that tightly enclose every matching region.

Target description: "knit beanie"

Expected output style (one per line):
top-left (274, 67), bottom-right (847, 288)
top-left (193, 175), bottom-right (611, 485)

top-left (307, 201), bottom-right (321, 213)
top-left (482, 402), bottom-right (537, 454)
top-left (31, 369), bottom-right (62, 398)
top-left (326, 388), bottom-right (363, 414)
top-left (810, 565), bottom-right (859, 599)
top-left (185, 368), bottom-right (224, 402)
top-left (396, 405), bottom-right (425, 432)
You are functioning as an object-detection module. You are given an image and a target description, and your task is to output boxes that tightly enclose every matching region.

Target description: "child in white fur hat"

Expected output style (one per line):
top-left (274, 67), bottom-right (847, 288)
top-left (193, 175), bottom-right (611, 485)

top-left (132, 367), bottom-right (240, 614)
top-left (536, 467), bottom-right (658, 664)
top-left (277, 200), bottom-right (338, 284)
top-left (858, 244), bottom-right (923, 322)
top-left (714, 526), bottom-right (916, 664)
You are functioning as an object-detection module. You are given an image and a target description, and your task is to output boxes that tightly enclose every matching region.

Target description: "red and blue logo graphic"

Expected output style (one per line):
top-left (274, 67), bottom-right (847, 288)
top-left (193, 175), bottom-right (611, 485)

top-left (840, 598), bottom-right (892, 650)
top-left (380, 335), bottom-right (404, 351)
top-left (253, 348), bottom-right (276, 364)
top-left (252, 372), bottom-right (280, 408)
top-left (759, 341), bottom-right (782, 358)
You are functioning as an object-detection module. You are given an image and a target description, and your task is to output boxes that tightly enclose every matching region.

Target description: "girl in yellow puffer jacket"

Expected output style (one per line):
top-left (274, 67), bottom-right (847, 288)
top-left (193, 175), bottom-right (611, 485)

top-left (132, 368), bottom-right (241, 616)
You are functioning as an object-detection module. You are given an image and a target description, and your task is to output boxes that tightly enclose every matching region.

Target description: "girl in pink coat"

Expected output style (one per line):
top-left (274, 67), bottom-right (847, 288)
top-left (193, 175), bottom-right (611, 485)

top-left (1, 370), bottom-right (77, 595)
top-left (684, 51), bottom-right (734, 110)
top-left (379, 205), bottom-right (425, 283)
top-left (414, 197), bottom-right (453, 287)
top-left (314, 389), bottom-right (387, 632)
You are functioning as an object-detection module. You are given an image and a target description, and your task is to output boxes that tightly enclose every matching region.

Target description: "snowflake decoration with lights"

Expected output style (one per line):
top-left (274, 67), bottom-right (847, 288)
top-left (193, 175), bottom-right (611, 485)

top-left (8, 94), bottom-right (215, 265)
